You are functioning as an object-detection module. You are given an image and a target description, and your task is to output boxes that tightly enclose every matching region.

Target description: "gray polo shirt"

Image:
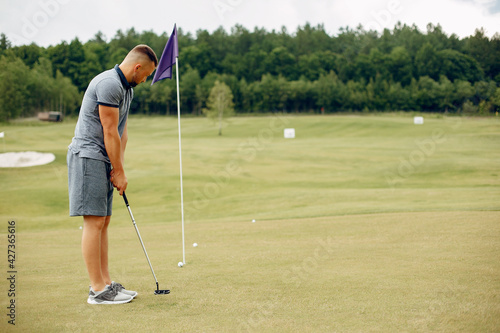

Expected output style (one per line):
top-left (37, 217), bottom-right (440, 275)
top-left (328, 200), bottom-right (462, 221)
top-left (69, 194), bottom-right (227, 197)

top-left (68, 65), bottom-right (133, 163)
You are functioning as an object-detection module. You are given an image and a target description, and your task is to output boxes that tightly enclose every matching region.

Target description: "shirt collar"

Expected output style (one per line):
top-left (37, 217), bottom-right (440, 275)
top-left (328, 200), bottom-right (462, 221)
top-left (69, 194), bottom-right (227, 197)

top-left (114, 64), bottom-right (131, 90)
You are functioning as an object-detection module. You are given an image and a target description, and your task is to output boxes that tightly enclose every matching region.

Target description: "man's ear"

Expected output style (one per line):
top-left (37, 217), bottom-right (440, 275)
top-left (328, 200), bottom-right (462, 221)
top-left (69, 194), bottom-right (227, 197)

top-left (134, 64), bottom-right (142, 72)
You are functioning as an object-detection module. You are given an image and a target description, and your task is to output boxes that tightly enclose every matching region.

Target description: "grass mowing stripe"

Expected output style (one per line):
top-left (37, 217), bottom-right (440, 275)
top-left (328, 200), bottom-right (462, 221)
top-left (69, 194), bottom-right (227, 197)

top-left (0, 114), bottom-right (498, 331)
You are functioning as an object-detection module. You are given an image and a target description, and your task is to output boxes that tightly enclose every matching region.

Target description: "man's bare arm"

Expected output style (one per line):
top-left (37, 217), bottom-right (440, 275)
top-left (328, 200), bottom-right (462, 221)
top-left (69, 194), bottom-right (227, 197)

top-left (99, 105), bottom-right (127, 195)
top-left (120, 121), bottom-right (128, 166)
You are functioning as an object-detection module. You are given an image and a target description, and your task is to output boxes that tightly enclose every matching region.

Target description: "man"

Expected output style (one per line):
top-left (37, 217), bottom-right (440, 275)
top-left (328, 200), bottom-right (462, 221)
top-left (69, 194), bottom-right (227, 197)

top-left (67, 45), bottom-right (158, 304)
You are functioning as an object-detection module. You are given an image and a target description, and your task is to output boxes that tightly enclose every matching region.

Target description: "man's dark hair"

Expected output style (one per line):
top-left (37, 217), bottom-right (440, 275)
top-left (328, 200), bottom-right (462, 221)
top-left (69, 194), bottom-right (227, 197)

top-left (132, 44), bottom-right (158, 67)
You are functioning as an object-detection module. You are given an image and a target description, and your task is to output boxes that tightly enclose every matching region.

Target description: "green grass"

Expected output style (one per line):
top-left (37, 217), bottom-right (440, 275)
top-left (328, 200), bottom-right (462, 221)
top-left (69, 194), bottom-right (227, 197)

top-left (0, 114), bottom-right (499, 332)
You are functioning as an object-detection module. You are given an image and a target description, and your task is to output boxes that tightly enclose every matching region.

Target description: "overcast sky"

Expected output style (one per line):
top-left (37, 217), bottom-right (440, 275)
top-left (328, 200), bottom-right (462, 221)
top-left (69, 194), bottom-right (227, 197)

top-left (1, 0), bottom-right (499, 47)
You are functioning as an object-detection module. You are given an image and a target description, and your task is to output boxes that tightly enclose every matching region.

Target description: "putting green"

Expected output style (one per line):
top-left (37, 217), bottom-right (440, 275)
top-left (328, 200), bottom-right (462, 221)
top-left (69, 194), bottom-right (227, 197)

top-left (0, 114), bottom-right (498, 332)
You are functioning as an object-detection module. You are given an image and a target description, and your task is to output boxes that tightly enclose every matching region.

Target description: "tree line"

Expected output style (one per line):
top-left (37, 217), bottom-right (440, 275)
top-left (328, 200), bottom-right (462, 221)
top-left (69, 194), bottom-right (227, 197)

top-left (1, 22), bottom-right (499, 121)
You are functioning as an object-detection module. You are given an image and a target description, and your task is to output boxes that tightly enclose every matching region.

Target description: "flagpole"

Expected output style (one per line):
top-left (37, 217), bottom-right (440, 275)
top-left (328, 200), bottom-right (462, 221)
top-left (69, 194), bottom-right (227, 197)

top-left (175, 57), bottom-right (186, 265)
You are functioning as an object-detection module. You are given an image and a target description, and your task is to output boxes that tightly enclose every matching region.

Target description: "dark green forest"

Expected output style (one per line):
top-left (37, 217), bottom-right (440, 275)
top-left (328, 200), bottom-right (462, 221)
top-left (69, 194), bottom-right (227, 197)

top-left (1, 22), bottom-right (500, 121)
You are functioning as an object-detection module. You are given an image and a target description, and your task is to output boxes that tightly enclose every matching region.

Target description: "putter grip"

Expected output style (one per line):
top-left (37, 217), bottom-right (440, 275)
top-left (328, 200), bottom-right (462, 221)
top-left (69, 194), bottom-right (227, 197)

top-left (123, 192), bottom-right (129, 206)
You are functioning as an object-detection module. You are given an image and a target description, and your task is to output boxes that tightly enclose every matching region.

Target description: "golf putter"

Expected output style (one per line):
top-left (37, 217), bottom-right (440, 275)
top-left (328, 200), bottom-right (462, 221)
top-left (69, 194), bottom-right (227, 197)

top-left (123, 192), bottom-right (170, 295)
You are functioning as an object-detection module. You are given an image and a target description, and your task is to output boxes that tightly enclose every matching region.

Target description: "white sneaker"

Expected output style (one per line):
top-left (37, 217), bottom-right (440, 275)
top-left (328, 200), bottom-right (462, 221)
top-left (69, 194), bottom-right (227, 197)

top-left (87, 285), bottom-right (133, 304)
top-left (111, 281), bottom-right (138, 298)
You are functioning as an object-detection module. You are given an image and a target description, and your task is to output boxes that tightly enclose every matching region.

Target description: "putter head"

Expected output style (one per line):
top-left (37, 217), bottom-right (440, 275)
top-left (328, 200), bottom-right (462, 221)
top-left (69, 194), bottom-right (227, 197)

top-left (154, 289), bottom-right (170, 295)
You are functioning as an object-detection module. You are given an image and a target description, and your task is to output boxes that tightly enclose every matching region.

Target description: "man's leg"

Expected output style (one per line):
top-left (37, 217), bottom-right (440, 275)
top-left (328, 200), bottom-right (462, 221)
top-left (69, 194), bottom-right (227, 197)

top-left (82, 215), bottom-right (109, 292)
top-left (82, 214), bottom-right (133, 304)
top-left (101, 216), bottom-right (112, 286)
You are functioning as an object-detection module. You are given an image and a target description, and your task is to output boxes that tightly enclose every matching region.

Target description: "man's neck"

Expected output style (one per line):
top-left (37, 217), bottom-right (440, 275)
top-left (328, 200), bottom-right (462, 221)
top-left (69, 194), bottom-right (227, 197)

top-left (118, 64), bottom-right (133, 83)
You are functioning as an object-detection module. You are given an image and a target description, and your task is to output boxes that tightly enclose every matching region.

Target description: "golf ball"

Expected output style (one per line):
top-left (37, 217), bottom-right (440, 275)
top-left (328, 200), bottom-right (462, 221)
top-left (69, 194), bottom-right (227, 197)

top-left (193, 243), bottom-right (198, 247)
top-left (178, 261), bottom-right (184, 267)
top-left (252, 219), bottom-right (256, 223)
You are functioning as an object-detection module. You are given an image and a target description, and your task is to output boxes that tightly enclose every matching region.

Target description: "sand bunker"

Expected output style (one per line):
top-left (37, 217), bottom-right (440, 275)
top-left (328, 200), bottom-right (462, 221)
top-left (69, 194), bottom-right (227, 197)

top-left (0, 151), bottom-right (56, 168)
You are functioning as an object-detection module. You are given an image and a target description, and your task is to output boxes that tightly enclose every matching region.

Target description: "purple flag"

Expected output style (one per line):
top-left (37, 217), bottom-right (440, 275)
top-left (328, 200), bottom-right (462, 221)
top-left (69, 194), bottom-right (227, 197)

top-left (151, 24), bottom-right (179, 85)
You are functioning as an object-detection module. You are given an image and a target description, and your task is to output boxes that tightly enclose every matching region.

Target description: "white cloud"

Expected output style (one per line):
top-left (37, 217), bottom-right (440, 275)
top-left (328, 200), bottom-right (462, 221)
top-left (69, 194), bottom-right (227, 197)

top-left (398, 0), bottom-right (500, 36)
top-left (0, 0), bottom-right (498, 47)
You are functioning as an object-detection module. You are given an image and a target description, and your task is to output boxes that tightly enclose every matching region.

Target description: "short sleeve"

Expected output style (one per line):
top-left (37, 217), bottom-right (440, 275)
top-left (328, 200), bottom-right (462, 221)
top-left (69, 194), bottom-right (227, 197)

top-left (95, 78), bottom-right (123, 108)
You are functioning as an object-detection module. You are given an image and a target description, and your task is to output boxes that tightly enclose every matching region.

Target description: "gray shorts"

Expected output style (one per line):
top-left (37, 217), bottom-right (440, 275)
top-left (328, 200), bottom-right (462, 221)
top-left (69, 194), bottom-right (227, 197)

top-left (67, 150), bottom-right (113, 217)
